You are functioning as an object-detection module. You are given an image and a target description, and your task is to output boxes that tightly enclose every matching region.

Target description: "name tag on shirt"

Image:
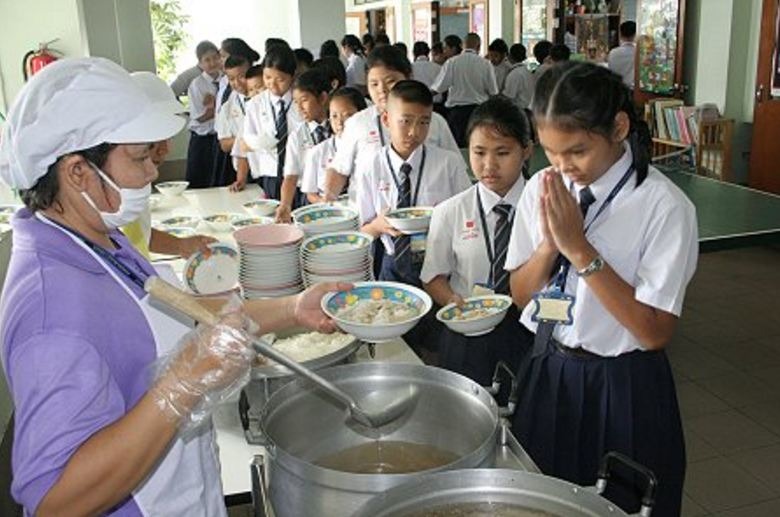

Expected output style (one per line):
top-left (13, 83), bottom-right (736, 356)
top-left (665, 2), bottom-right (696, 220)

top-left (531, 290), bottom-right (575, 325)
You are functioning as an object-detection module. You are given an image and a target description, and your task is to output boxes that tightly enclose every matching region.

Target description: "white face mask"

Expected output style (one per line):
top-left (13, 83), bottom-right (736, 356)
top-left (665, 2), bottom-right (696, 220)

top-left (81, 163), bottom-right (151, 229)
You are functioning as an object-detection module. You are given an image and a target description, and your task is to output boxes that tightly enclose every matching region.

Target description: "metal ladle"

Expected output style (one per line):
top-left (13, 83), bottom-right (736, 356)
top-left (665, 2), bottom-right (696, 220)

top-left (145, 277), bottom-right (419, 428)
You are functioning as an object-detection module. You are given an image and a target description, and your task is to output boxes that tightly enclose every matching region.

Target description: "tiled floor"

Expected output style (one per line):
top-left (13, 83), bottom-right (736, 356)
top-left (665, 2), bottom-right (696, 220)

top-left (228, 245), bottom-right (780, 517)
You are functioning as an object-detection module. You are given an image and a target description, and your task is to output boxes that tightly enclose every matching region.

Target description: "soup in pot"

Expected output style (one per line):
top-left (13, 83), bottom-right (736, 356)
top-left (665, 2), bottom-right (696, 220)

top-left (314, 441), bottom-right (459, 474)
top-left (404, 502), bottom-right (558, 517)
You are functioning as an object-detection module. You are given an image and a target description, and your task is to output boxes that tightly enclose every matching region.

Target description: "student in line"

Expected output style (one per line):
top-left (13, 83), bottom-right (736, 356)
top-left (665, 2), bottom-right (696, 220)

top-left (441, 34), bottom-right (462, 61)
top-left (294, 48), bottom-right (314, 75)
top-left (322, 45), bottom-right (461, 204)
top-left (301, 87), bottom-right (366, 205)
top-left (362, 33), bottom-right (376, 55)
top-left (502, 43), bottom-right (534, 111)
top-left (233, 45), bottom-right (302, 197)
top-left (357, 80), bottom-right (471, 286)
top-left (608, 21), bottom-right (637, 90)
top-left (312, 56), bottom-right (347, 92)
top-left (506, 62), bottom-right (696, 516)
top-left (375, 33), bottom-right (391, 47)
top-left (341, 34), bottom-right (367, 93)
top-left (549, 44), bottom-right (572, 64)
top-left (431, 42), bottom-right (446, 65)
top-left (411, 41), bottom-right (443, 111)
top-left (230, 64), bottom-right (265, 193)
top-left (185, 40), bottom-right (222, 189)
top-left (215, 55), bottom-right (251, 187)
top-left (320, 39), bottom-right (340, 60)
top-left (487, 38), bottom-right (512, 90)
top-left (277, 69), bottom-right (333, 222)
top-left (421, 96), bottom-right (534, 386)
top-left (432, 32), bottom-right (498, 147)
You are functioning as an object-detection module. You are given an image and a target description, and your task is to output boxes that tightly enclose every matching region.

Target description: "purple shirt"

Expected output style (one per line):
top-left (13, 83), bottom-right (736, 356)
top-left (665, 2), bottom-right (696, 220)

top-left (0, 209), bottom-right (158, 515)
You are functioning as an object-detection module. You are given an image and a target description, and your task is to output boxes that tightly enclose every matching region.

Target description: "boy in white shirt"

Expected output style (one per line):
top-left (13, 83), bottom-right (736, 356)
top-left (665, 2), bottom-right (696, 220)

top-left (608, 21), bottom-right (637, 90)
top-left (487, 38), bottom-right (512, 90)
top-left (229, 65), bottom-right (264, 193)
top-left (186, 40), bottom-right (222, 188)
top-left (323, 45), bottom-right (461, 203)
top-left (276, 69), bottom-right (332, 222)
top-left (358, 80), bottom-right (472, 286)
top-left (503, 43), bottom-right (535, 111)
top-left (214, 55), bottom-right (250, 187)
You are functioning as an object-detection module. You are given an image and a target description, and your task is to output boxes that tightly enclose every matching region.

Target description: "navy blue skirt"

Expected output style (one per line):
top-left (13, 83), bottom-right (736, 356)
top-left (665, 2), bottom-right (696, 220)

top-left (257, 176), bottom-right (281, 200)
top-left (211, 147), bottom-right (236, 187)
top-left (439, 305), bottom-right (532, 393)
top-left (512, 343), bottom-right (685, 517)
top-left (186, 132), bottom-right (219, 189)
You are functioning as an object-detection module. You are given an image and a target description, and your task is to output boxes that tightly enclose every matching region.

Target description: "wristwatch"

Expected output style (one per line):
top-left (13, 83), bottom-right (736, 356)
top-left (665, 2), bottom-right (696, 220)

top-left (577, 255), bottom-right (604, 277)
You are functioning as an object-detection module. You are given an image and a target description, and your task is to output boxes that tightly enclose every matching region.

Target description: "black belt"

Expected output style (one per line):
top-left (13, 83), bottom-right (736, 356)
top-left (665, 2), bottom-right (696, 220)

top-left (551, 339), bottom-right (603, 360)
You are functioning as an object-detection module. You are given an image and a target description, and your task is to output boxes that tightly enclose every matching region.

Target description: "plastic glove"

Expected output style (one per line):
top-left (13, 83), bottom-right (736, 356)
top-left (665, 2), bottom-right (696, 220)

top-left (151, 306), bottom-right (255, 430)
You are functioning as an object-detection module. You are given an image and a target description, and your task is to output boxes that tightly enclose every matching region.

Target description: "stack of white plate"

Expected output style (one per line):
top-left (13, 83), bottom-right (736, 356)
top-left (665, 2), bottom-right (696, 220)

top-left (292, 205), bottom-right (360, 237)
top-left (300, 232), bottom-right (374, 287)
top-left (233, 224), bottom-right (305, 299)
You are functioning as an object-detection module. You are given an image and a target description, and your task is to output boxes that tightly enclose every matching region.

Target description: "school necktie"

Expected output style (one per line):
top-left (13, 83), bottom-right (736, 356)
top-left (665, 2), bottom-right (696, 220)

top-left (220, 83), bottom-right (233, 108)
top-left (312, 124), bottom-right (329, 144)
top-left (579, 186), bottom-right (596, 220)
top-left (491, 203), bottom-right (512, 295)
top-left (393, 162), bottom-right (413, 272)
top-left (275, 99), bottom-right (289, 196)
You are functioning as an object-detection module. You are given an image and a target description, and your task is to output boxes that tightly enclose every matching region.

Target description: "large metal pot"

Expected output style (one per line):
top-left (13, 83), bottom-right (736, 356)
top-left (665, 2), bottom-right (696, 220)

top-left (353, 455), bottom-right (658, 517)
top-left (258, 362), bottom-right (504, 517)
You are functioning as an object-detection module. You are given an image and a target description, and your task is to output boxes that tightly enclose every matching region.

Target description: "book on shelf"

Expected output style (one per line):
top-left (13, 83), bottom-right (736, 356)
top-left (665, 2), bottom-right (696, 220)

top-left (646, 99), bottom-right (719, 146)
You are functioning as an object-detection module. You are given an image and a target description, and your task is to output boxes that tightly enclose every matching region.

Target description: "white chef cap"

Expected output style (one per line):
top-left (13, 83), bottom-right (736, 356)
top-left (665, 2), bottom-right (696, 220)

top-left (130, 71), bottom-right (186, 116)
top-left (0, 57), bottom-right (185, 190)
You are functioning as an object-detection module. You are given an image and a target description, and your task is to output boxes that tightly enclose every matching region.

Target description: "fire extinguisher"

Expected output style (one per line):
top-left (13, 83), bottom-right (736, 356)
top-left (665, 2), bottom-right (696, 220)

top-left (22, 39), bottom-right (61, 81)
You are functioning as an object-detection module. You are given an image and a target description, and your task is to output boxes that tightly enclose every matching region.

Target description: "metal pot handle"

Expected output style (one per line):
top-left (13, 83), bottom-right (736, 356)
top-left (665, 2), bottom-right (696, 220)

top-left (250, 454), bottom-right (273, 517)
top-left (484, 361), bottom-right (518, 418)
top-left (596, 451), bottom-right (657, 517)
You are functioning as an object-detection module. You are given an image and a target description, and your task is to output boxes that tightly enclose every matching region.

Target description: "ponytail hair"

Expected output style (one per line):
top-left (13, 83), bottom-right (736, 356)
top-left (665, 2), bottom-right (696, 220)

top-left (531, 61), bottom-right (651, 186)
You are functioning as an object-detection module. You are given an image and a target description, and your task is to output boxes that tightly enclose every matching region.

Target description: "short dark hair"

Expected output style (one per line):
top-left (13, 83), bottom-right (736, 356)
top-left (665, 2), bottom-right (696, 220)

top-left (221, 38), bottom-right (260, 63)
top-left (196, 40), bottom-right (218, 61)
top-left (431, 42), bottom-right (443, 54)
top-left (443, 35), bottom-right (462, 53)
top-left (375, 33), bottom-right (391, 46)
top-left (467, 95), bottom-right (531, 148)
top-left (413, 41), bottom-right (430, 58)
top-left (366, 45), bottom-right (412, 77)
top-left (549, 44), bottom-right (571, 62)
top-left (245, 64), bottom-right (264, 80)
top-left (464, 32), bottom-right (481, 49)
top-left (330, 86), bottom-right (368, 112)
top-left (263, 45), bottom-right (297, 76)
top-left (508, 43), bottom-right (527, 64)
top-left (224, 55), bottom-right (250, 70)
top-left (293, 68), bottom-right (330, 97)
top-left (265, 38), bottom-right (289, 53)
top-left (533, 40), bottom-right (552, 63)
top-left (620, 21), bottom-right (637, 39)
top-left (388, 79), bottom-right (433, 108)
top-left (320, 39), bottom-right (339, 59)
top-left (488, 39), bottom-right (509, 55)
top-left (294, 48), bottom-right (314, 68)
top-left (393, 42), bottom-right (408, 57)
top-left (20, 143), bottom-right (116, 212)
top-left (312, 57), bottom-right (347, 91)
top-left (341, 34), bottom-right (365, 55)
top-left (532, 62), bottom-right (652, 185)
top-left (362, 33), bottom-right (375, 49)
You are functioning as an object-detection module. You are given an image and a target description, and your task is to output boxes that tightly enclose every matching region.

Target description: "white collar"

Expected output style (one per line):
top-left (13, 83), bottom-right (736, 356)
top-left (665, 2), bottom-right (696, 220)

top-left (567, 142), bottom-right (633, 203)
top-left (386, 144), bottom-right (425, 177)
top-left (477, 175), bottom-right (525, 212)
top-left (463, 49), bottom-right (478, 55)
top-left (268, 90), bottom-right (292, 106)
top-left (415, 56), bottom-right (430, 62)
top-left (621, 41), bottom-right (636, 47)
top-left (306, 120), bottom-right (327, 132)
top-left (201, 70), bottom-right (221, 83)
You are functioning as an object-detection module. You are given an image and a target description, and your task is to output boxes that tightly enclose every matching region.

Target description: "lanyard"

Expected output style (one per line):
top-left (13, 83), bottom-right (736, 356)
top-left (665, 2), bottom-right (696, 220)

top-left (553, 165), bottom-right (635, 290)
top-left (384, 146), bottom-right (427, 207)
top-left (475, 187), bottom-right (514, 266)
top-left (39, 214), bottom-right (148, 290)
top-left (375, 115), bottom-right (386, 146)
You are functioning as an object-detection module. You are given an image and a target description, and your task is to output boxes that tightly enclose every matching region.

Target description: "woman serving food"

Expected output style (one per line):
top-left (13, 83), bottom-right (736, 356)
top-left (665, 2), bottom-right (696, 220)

top-left (0, 57), bottom-right (347, 517)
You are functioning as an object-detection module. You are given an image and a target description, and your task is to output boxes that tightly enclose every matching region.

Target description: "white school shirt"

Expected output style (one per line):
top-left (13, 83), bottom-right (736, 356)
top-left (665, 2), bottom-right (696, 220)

top-left (215, 90), bottom-right (248, 169)
top-left (493, 59), bottom-right (513, 91)
top-left (284, 120), bottom-right (329, 188)
top-left (421, 178), bottom-right (525, 297)
top-left (302, 135), bottom-right (340, 195)
top-left (608, 42), bottom-right (636, 89)
top-left (236, 89), bottom-right (302, 179)
top-left (357, 144), bottom-right (472, 256)
top-left (187, 71), bottom-right (222, 135)
top-left (170, 64), bottom-right (201, 98)
top-left (331, 104), bottom-right (461, 181)
top-left (431, 49), bottom-right (498, 107)
top-left (345, 53), bottom-right (367, 87)
top-left (504, 145), bottom-right (699, 356)
top-left (412, 57), bottom-right (443, 104)
top-left (502, 63), bottom-right (535, 110)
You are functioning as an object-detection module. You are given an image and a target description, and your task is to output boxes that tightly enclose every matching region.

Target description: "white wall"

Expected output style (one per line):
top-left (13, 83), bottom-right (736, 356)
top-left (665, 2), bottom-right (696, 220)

top-left (80, 0), bottom-right (157, 72)
top-left (690, 0), bottom-right (732, 112)
top-left (298, 0), bottom-right (348, 53)
top-left (0, 0), bottom-right (87, 114)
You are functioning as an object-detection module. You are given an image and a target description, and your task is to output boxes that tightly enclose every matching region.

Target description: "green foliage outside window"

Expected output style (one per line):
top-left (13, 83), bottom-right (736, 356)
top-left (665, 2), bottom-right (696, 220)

top-left (150, 0), bottom-right (190, 82)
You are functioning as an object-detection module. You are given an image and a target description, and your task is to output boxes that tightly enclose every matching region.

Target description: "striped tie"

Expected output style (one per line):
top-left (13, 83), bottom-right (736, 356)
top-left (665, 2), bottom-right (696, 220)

top-left (393, 162), bottom-right (413, 272)
top-left (275, 99), bottom-right (289, 198)
top-left (312, 124), bottom-right (329, 144)
top-left (491, 203), bottom-right (512, 294)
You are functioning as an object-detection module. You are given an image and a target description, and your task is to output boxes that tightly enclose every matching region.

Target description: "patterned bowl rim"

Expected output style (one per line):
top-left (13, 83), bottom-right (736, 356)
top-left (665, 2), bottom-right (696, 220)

top-left (321, 281), bottom-right (433, 327)
top-left (436, 295), bottom-right (514, 322)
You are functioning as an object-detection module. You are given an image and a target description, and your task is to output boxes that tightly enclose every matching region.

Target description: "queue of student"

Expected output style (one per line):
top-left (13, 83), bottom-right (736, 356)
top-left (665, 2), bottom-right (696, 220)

top-left (0, 19), bottom-right (691, 516)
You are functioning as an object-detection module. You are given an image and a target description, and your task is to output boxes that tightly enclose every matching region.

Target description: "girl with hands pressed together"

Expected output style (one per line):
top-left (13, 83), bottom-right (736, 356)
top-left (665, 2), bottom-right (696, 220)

top-left (505, 62), bottom-right (698, 517)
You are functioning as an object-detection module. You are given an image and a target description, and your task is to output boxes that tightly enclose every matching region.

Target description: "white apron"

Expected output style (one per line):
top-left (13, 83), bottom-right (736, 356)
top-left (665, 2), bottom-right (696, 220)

top-left (37, 215), bottom-right (227, 517)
